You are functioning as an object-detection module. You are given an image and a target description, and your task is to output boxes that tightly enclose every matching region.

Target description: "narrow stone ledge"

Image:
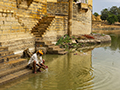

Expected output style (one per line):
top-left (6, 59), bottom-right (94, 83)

top-left (75, 34), bottom-right (111, 45)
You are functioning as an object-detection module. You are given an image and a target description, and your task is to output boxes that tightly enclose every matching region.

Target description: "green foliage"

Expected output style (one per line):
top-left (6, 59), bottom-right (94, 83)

top-left (107, 14), bottom-right (118, 24)
top-left (94, 12), bottom-right (99, 17)
top-left (110, 6), bottom-right (119, 15)
top-left (117, 14), bottom-right (120, 22)
top-left (101, 8), bottom-right (109, 21)
top-left (101, 6), bottom-right (120, 24)
top-left (56, 34), bottom-right (71, 49)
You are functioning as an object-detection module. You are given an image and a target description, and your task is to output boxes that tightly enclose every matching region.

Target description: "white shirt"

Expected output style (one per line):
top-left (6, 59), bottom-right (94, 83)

top-left (39, 56), bottom-right (43, 64)
top-left (28, 53), bottom-right (39, 65)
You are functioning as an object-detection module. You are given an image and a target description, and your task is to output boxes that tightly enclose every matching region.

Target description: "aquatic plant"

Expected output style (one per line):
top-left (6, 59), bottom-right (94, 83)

top-left (56, 34), bottom-right (72, 49)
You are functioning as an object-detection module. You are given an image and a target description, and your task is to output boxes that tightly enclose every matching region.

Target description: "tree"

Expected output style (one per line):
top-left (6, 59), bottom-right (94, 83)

top-left (118, 7), bottom-right (120, 14)
top-left (101, 8), bottom-right (109, 21)
top-left (117, 14), bottom-right (120, 22)
top-left (110, 6), bottom-right (119, 15)
top-left (107, 14), bottom-right (118, 24)
top-left (93, 12), bottom-right (99, 17)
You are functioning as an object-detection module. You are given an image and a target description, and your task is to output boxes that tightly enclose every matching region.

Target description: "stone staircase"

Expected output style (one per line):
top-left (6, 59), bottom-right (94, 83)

top-left (32, 15), bottom-right (67, 55)
top-left (0, 46), bottom-right (31, 85)
top-left (31, 15), bottom-right (55, 37)
top-left (35, 38), bottom-right (68, 55)
top-left (17, 0), bottom-right (29, 10)
top-left (14, 12), bottom-right (39, 33)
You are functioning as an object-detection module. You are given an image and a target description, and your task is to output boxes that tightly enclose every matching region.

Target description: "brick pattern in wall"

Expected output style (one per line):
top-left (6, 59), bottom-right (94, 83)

top-left (0, 0), bottom-right (49, 53)
top-left (47, 1), bottom-right (92, 36)
top-left (0, 10), bottom-right (26, 40)
top-left (43, 16), bottom-right (68, 41)
top-left (0, 0), bottom-right (47, 33)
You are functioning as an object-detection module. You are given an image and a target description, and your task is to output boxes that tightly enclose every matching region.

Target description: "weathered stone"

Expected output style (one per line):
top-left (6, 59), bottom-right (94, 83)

top-left (72, 40), bottom-right (76, 43)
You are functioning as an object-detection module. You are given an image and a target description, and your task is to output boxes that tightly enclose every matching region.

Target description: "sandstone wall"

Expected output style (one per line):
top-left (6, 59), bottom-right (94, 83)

top-left (72, 2), bottom-right (92, 35)
top-left (47, 0), bottom-right (92, 38)
top-left (0, 0), bottom-right (93, 53)
top-left (0, 0), bottom-right (47, 54)
top-left (43, 16), bottom-right (68, 41)
top-left (47, 0), bottom-right (57, 2)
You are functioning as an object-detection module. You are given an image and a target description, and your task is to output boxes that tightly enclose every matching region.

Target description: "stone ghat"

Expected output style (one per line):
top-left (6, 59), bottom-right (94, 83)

top-left (35, 34), bottom-right (111, 55)
top-left (73, 34), bottom-right (111, 44)
top-left (54, 34), bottom-right (111, 51)
top-left (0, 46), bottom-right (32, 86)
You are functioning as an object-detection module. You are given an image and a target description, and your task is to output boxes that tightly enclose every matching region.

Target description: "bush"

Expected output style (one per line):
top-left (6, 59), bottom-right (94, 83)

top-left (94, 12), bottom-right (99, 17)
top-left (56, 34), bottom-right (71, 49)
top-left (117, 14), bottom-right (120, 22)
top-left (107, 14), bottom-right (118, 24)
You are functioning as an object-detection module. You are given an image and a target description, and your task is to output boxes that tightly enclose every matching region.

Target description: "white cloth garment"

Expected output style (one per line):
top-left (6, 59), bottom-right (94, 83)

top-left (39, 56), bottom-right (43, 64)
top-left (28, 53), bottom-right (39, 65)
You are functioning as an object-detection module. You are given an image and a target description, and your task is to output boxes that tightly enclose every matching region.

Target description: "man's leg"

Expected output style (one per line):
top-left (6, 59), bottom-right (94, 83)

top-left (36, 64), bottom-right (42, 72)
top-left (33, 61), bottom-right (36, 73)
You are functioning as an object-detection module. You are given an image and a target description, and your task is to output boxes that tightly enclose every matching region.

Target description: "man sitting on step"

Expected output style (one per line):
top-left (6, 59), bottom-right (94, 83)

top-left (27, 50), bottom-right (47, 73)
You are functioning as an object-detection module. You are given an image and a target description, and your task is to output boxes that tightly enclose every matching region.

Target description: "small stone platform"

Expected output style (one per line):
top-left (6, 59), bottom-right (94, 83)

top-left (35, 38), bottom-right (68, 55)
top-left (0, 46), bottom-right (32, 86)
top-left (35, 34), bottom-right (111, 55)
top-left (74, 34), bottom-right (111, 44)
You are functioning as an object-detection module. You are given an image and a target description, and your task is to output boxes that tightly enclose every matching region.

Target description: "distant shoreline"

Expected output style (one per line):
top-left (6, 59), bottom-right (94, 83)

top-left (92, 29), bottom-right (120, 34)
top-left (92, 27), bottom-right (120, 30)
top-left (92, 20), bottom-right (120, 32)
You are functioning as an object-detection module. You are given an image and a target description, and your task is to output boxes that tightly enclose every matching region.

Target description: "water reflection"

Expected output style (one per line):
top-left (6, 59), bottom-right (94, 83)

top-left (1, 49), bottom-right (95, 90)
top-left (109, 34), bottom-right (120, 51)
top-left (2, 33), bottom-right (118, 90)
top-left (94, 31), bottom-right (120, 51)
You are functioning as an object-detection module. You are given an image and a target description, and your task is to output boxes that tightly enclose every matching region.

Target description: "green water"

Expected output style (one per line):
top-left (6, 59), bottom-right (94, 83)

top-left (1, 33), bottom-right (120, 90)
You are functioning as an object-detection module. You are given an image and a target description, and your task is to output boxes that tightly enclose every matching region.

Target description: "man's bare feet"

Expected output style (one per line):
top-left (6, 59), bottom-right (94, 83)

top-left (34, 72), bottom-right (37, 74)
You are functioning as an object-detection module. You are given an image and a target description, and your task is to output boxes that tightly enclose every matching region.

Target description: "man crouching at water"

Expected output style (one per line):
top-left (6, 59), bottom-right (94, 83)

top-left (38, 50), bottom-right (48, 70)
top-left (27, 50), bottom-right (47, 74)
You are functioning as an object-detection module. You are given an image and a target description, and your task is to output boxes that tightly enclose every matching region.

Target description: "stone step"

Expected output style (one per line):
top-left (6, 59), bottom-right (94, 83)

top-left (31, 15), bottom-right (55, 39)
top-left (43, 16), bottom-right (55, 19)
top-left (32, 28), bottom-right (47, 31)
top-left (37, 29), bottom-right (47, 32)
top-left (47, 50), bottom-right (67, 54)
top-left (0, 69), bottom-right (31, 86)
top-left (58, 51), bottom-right (68, 55)
top-left (47, 48), bottom-right (65, 53)
top-left (36, 42), bottom-right (52, 47)
top-left (44, 43), bottom-right (55, 47)
top-left (36, 27), bottom-right (48, 30)
top-left (40, 20), bottom-right (53, 23)
top-left (41, 18), bottom-right (53, 21)
top-left (53, 48), bottom-right (65, 51)
top-left (0, 47), bottom-right (8, 52)
top-left (33, 35), bottom-right (42, 38)
top-left (35, 24), bottom-right (48, 28)
top-left (33, 33), bottom-right (43, 36)
top-left (34, 34), bottom-right (42, 37)
top-left (0, 58), bottom-right (27, 72)
top-left (37, 24), bottom-right (50, 27)
top-left (0, 54), bottom-right (20, 63)
top-left (0, 63), bottom-right (27, 78)
top-left (48, 45), bottom-right (60, 49)
top-left (33, 31), bottom-right (45, 34)
top-left (35, 37), bottom-right (43, 40)
top-left (0, 51), bottom-right (13, 57)
top-left (36, 40), bottom-right (52, 44)
top-left (18, 1), bottom-right (28, 9)
top-left (32, 31), bottom-right (45, 34)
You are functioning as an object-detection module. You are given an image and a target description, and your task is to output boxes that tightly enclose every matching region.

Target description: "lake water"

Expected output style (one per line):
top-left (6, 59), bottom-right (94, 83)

top-left (1, 33), bottom-right (120, 90)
